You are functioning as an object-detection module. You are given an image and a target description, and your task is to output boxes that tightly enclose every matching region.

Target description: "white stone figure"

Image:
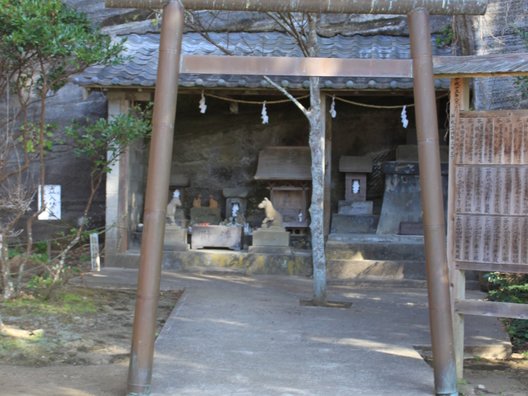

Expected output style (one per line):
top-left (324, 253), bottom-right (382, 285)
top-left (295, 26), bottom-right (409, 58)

top-left (231, 202), bottom-right (240, 219)
top-left (258, 197), bottom-right (283, 228)
top-left (352, 179), bottom-right (361, 195)
top-left (166, 189), bottom-right (182, 224)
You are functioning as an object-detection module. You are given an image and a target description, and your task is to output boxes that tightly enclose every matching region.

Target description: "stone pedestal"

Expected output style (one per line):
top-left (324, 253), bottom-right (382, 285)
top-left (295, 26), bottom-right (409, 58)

top-left (249, 227), bottom-right (291, 254)
top-left (172, 208), bottom-right (187, 227)
top-left (338, 200), bottom-right (373, 215)
top-left (164, 225), bottom-right (188, 251)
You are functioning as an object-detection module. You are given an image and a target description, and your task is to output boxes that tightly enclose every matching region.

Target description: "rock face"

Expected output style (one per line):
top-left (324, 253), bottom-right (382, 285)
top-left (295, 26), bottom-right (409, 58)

top-left (64, 1), bottom-right (451, 36)
top-left (472, 0), bottom-right (528, 110)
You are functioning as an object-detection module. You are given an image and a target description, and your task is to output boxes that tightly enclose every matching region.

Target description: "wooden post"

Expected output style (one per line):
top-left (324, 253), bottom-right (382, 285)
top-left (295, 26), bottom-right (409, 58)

top-left (448, 77), bottom-right (471, 379)
top-left (409, 8), bottom-right (458, 396)
top-left (323, 94), bottom-right (332, 240)
top-left (127, 1), bottom-right (184, 393)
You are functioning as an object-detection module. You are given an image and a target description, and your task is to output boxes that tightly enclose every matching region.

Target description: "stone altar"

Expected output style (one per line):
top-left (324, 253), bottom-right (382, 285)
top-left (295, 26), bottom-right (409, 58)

top-left (191, 225), bottom-right (242, 250)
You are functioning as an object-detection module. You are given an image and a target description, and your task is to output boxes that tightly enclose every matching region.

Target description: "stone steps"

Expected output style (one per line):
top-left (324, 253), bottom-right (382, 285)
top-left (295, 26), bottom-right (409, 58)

top-left (327, 259), bottom-right (425, 281)
top-left (326, 234), bottom-right (425, 261)
top-left (325, 233), bottom-right (427, 281)
top-left (161, 249), bottom-right (313, 276)
top-left (330, 214), bottom-right (379, 234)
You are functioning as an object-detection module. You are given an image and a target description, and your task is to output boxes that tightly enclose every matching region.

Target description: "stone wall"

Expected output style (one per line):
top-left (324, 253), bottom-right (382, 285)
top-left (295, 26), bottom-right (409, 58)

top-left (0, 83), bottom-right (107, 239)
top-left (472, 0), bottom-right (528, 110)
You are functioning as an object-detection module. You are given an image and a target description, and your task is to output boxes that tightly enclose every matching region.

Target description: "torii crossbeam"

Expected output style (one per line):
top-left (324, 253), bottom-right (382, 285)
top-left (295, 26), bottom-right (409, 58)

top-left (105, 1), bottom-right (489, 395)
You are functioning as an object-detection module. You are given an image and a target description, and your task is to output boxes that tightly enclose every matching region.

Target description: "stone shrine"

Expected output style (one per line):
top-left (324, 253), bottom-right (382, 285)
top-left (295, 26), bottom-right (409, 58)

top-left (331, 156), bottom-right (378, 234)
top-left (254, 147), bottom-right (311, 233)
top-left (223, 187), bottom-right (249, 225)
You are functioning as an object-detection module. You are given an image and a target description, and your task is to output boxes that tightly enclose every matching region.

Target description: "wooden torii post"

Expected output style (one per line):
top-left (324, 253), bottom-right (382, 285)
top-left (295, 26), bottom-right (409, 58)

top-left (105, 1), bottom-right (489, 395)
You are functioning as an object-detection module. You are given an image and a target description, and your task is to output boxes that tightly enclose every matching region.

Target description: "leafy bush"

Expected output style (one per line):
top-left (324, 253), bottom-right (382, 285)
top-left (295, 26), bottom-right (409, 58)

top-left (486, 272), bottom-right (528, 352)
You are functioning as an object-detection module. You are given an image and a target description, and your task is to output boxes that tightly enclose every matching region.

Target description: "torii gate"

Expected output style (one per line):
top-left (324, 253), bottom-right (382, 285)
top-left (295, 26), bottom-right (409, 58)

top-left (106, 1), bottom-right (489, 395)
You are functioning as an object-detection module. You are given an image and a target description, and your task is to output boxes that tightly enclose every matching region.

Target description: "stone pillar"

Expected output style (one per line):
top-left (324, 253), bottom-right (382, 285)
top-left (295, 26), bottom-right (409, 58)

top-left (105, 92), bottom-right (130, 263)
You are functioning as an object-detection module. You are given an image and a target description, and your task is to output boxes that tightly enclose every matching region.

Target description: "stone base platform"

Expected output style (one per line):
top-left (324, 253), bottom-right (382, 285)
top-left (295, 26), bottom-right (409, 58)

top-left (107, 233), bottom-right (474, 284)
top-left (106, 249), bottom-right (312, 276)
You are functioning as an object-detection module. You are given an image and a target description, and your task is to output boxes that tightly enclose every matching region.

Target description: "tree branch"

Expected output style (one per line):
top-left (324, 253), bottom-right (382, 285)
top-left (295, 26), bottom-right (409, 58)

top-left (262, 76), bottom-right (308, 117)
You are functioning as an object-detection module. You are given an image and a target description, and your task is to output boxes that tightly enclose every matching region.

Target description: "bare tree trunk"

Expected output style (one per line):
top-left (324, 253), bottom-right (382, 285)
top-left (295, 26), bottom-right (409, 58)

top-left (308, 77), bottom-right (326, 304)
top-left (306, 14), bottom-right (326, 304)
top-left (52, 173), bottom-right (103, 283)
top-left (16, 217), bottom-right (34, 294)
top-left (1, 233), bottom-right (14, 300)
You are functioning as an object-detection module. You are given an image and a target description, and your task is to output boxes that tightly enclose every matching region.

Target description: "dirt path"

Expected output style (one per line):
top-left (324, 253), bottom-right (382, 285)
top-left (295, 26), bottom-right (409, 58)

top-left (0, 363), bottom-right (128, 396)
top-left (0, 286), bottom-right (182, 395)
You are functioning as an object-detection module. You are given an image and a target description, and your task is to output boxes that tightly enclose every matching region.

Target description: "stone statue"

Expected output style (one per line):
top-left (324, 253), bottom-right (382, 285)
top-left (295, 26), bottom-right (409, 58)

top-left (166, 189), bottom-right (182, 224)
top-left (209, 194), bottom-right (219, 209)
top-left (258, 197), bottom-right (283, 228)
top-left (231, 202), bottom-right (240, 219)
top-left (251, 197), bottom-right (290, 254)
top-left (193, 194), bottom-right (202, 208)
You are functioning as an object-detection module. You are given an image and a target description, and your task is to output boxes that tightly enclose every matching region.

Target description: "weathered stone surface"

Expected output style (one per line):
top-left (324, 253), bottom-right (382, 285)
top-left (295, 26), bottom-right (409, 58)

top-left (164, 225), bottom-right (188, 251)
top-left (254, 147), bottom-right (311, 181)
top-left (191, 225), bottom-right (242, 250)
top-left (169, 174), bottom-right (190, 187)
top-left (251, 228), bottom-right (290, 246)
top-left (222, 188), bottom-right (250, 198)
top-left (326, 234), bottom-right (426, 262)
top-left (396, 145), bottom-right (449, 163)
top-left (376, 163), bottom-right (448, 235)
top-left (338, 200), bottom-right (374, 215)
top-left (250, 228), bottom-right (290, 254)
top-left (0, 83), bottom-right (107, 239)
top-left (339, 156), bottom-right (373, 173)
top-left (376, 172), bottom-right (423, 235)
top-left (190, 207), bottom-right (221, 225)
top-left (399, 222), bottom-right (424, 236)
top-left (472, 0), bottom-right (528, 110)
top-left (330, 214), bottom-right (379, 234)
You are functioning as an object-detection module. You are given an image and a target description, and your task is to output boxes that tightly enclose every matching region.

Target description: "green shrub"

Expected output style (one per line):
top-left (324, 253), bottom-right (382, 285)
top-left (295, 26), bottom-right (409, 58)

top-left (485, 272), bottom-right (528, 353)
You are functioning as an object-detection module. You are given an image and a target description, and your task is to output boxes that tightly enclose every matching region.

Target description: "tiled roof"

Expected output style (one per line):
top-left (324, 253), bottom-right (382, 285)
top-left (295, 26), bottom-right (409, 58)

top-left (73, 32), bottom-right (452, 90)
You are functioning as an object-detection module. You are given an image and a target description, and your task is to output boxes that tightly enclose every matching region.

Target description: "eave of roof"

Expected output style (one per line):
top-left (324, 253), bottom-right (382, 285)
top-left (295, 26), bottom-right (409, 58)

top-left (73, 32), bottom-right (453, 91)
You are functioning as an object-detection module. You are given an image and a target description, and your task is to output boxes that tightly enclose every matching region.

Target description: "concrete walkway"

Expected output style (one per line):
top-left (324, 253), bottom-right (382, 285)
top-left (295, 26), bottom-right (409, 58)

top-left (80, 269), bottom-right (510, 395)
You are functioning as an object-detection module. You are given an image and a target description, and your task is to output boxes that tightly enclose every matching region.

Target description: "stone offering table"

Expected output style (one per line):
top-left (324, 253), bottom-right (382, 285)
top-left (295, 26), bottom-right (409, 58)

top-left (191, 225), bottom-right (242, 251)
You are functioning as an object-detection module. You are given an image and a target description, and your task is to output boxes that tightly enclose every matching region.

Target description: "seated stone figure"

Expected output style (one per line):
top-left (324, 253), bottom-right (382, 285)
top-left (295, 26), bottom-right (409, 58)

top-left (192, 194), bottom-right (202, 208)
top-left (258, 197), bottom-right (283, 229)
